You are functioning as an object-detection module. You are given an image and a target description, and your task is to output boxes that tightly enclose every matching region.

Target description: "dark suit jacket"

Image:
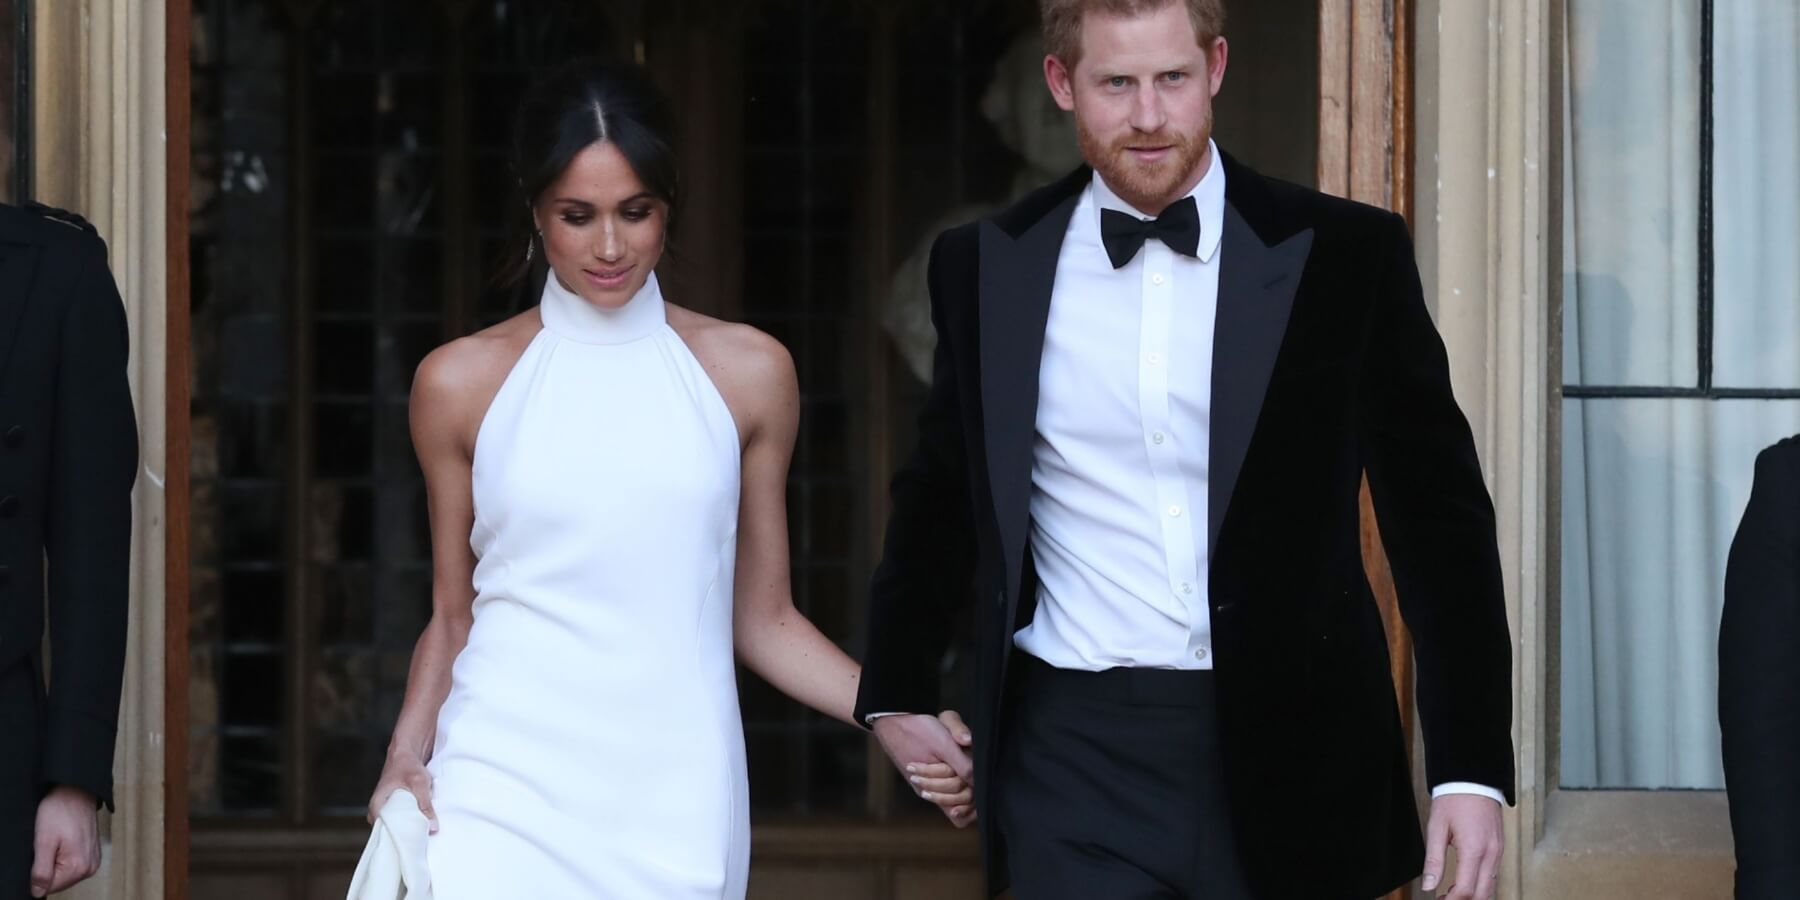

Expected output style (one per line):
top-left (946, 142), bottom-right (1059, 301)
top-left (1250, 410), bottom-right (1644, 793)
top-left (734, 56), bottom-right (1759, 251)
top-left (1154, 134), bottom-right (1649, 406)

top-left (0, 203), bottom-right (137, 810)
top-left (855, 154), bottom-right (1516, 899)
top-left (1720, 435), bottom-right (1800, 899)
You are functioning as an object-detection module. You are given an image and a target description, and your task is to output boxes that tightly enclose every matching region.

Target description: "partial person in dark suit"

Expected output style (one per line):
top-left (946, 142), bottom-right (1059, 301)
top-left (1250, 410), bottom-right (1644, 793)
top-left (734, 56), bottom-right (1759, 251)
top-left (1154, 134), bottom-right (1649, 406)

top-left (1720, 435), bottom-right (1800, 900)
top-left (854, 1), bottom-right (1517, 898)
top-left (0, 201), bottom-right (136, 898)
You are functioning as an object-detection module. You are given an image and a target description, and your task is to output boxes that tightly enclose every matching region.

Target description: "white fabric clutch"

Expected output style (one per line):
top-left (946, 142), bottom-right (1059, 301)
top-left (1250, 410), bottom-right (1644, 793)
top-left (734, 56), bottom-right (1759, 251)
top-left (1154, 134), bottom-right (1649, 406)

top-left (347, 789), bottom-right (434, 900)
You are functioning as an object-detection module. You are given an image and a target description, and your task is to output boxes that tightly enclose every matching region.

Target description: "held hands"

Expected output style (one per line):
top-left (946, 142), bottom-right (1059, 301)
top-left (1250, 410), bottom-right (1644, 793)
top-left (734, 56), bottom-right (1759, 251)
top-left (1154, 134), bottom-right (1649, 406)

top-left (367, 748), bottom-right (439, 834)
top-left (1421, 793), bottom-right (1505, 899)
top-left (30, 786), bottom-right (100, 898)
top-left (872, 710), bottom-right (978, 828)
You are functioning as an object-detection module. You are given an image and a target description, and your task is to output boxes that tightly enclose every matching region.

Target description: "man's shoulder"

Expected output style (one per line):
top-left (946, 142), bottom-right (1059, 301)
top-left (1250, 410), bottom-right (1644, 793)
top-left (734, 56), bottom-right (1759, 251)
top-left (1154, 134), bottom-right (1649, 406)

top-left (928, 166), bottom-right (1091, 264)
top-left (0, 202), bottom-right (107, 253)
top-left (1268, 176), bottom-right (1394, 224)
top-left (922, 219), bottom-right (983, 284)
top-left (932, 220), bottom-right (981, 255)
top-left (1754, 435), bottom-right (1800, 483)
top-left (1224, 158), bottom-right (1399, 235)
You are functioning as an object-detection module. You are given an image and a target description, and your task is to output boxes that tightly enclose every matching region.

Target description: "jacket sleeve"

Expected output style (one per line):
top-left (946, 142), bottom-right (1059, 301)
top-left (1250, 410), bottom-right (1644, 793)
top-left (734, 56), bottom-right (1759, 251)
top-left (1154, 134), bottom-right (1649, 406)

top-left (42, 234), bottom-right (138, 810)
top-left (1359, 211), bottom-right (1516, 801)
top-left (854, 228), bottom-right (980, 725)
top-left (1719, 439), bottom-right (1800, 898)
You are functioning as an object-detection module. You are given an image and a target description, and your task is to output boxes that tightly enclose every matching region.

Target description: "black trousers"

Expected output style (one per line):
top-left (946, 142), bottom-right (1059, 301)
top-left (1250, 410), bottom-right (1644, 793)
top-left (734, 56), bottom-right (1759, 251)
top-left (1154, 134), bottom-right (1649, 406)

top-left (0, 658), bottom-right (42, 899)
top-left (995, 654), bottom-right (1254, 900)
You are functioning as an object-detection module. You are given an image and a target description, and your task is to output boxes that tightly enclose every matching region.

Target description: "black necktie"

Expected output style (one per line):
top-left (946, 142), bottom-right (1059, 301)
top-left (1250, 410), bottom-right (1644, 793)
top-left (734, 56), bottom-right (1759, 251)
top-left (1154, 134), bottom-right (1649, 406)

top-left (1100, 195), bottom-right (1201, 269)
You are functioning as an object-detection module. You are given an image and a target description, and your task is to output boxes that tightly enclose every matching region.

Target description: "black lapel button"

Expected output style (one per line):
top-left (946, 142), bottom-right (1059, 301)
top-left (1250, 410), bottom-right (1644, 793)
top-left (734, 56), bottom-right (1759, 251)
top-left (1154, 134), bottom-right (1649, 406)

top-left (0, 497), bottom-right (18, 518)
top-left (2, 426), bottom-right (22, 449)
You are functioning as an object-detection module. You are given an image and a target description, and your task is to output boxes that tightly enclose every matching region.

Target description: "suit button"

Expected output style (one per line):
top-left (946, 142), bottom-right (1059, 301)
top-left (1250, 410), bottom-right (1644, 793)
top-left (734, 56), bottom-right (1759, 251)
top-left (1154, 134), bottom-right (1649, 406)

top-left (2, 426), bottom-right (21, 449)
top-left (0, 497), bottom-right (17, 518)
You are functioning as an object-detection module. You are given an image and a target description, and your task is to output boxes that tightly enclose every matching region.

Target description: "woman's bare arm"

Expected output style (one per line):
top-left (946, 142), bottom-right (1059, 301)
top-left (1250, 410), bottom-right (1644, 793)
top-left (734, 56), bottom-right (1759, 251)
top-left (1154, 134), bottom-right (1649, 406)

top-left (368, 322), bottom-right (532, 822)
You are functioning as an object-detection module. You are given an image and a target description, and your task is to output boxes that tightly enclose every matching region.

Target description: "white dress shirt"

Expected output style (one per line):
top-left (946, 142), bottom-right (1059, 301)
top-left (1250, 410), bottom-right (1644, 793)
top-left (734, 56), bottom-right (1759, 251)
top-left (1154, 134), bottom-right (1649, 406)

top-left (1010, 147), bottom-right (1225, 672)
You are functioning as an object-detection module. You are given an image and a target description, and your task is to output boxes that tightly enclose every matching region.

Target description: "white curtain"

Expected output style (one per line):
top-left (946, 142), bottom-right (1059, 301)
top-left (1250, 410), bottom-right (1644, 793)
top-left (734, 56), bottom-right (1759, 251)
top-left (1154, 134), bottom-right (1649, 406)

top-left (1713, 2), bottom-right (1800, 385)
top-left (1561, 0), bottom-right (1800, 789)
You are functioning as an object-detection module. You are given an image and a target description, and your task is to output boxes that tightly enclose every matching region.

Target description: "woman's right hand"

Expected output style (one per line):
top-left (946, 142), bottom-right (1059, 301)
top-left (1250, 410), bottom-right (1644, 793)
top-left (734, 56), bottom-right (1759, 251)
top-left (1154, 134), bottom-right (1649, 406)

top-left (367, 749), bottom-right (438, 833)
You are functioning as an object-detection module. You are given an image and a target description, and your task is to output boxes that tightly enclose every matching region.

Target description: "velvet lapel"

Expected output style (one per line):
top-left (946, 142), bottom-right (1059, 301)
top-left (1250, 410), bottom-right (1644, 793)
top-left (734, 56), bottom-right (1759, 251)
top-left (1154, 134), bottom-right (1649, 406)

top-left (977, 173), bottom-right (1087, 615)
top-left (1208, 202), bottom-right (1313, 556)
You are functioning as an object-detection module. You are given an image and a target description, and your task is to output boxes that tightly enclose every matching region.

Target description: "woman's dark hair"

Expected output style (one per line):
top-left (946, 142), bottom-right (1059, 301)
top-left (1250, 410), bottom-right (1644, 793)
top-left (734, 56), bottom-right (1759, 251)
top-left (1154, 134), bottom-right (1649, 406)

top-left (493, 58), bottom-right (679, 290)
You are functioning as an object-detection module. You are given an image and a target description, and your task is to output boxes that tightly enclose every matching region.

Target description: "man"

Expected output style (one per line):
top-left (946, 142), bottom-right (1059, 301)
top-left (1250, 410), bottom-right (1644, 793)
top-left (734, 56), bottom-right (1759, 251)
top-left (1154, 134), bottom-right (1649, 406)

top-left (0, 200), bottom-right (137, 898)
top-left (855, 2), bottom-right (1515, 898)
top-left (1720, 435), bottom-right (1800, 900)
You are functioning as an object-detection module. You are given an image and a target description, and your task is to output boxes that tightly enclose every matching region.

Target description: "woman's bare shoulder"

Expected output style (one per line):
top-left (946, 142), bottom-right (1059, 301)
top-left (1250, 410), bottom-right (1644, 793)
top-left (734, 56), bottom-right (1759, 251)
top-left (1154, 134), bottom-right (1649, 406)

top-left (667, 305), bottom-right (795, 393)
top-left (666, 305), bottom-right (797, 439)
top-left (411, 308), bottom-right (543, 447)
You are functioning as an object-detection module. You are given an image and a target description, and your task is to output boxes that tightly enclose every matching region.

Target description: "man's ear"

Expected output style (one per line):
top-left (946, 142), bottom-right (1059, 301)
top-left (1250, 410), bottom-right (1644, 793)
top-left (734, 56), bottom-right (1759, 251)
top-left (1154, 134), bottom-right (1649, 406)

top-left (1206, 37), bottom-right (1229, 97)
top-left (1045, 54), bottom-right (1078, 112)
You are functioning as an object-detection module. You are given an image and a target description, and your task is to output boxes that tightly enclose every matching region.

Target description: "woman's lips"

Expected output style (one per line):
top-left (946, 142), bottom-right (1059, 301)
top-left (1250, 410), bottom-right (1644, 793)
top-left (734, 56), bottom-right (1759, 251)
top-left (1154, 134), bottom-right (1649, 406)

top-left (583, 265), bottom-right (634, 290)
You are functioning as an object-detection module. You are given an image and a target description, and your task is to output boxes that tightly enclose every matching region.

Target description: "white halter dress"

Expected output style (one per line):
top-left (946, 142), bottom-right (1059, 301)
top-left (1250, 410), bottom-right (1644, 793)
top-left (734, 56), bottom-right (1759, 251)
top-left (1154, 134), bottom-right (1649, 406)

top-left (425, 272), bottom-right (749, 898)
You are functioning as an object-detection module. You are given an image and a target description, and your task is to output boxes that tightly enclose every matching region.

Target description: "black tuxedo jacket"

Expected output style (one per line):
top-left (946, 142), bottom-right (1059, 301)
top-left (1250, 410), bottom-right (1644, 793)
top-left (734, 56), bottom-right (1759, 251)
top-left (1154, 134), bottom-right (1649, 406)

top-left (0, 203), bottom-right (136, 810)
top-left (1720, 435), bottom-right (1800, 899)
top-left (855, 154), bottom-right (1516, 898)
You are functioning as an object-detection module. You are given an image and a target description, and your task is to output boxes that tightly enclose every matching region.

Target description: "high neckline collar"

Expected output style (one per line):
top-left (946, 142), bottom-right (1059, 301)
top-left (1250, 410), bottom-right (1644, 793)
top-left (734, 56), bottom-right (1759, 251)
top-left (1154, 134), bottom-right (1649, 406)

top-left (539, 270), bottom-right (668, 345)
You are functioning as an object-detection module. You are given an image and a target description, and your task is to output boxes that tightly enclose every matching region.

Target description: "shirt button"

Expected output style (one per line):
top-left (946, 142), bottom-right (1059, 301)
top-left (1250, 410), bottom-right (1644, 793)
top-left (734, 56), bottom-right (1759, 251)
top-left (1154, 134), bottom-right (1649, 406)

top-left (1195, 648), bottom-right (1209, 661)
top-left (1152, 432), bottom-right (1165, 445)
top-left (1181, 583), bottom-right (1193, 594)
top-left (1152, 273), bottom-right (1166, 286)
top-left (1147, 353), bottom-right (1162, 365)
top-left (1168, 505), bottom-right (1182, 518)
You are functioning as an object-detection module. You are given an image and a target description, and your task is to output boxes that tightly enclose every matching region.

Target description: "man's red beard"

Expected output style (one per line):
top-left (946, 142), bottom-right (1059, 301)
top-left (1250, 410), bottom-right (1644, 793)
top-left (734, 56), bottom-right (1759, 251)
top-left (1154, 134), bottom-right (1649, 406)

top-left (1078, 115), bottom-right (1212, 213)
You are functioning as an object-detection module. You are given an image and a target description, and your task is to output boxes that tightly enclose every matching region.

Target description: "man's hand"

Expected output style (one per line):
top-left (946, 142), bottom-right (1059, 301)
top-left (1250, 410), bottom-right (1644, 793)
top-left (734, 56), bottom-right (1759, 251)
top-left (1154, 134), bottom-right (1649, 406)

top-left (31, 786), bottom-right (101, 898)
top-left (873, 711), bottom-right (977, 828)
top-left (1421, 793), bottom-right (1504, 899)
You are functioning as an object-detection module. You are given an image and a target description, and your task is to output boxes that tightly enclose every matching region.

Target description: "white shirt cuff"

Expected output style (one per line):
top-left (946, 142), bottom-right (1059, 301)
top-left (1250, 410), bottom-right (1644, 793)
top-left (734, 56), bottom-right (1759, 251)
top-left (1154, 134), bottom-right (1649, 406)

top-left (1431, 782), bottom-right (1505, 804)
top-left (864, 712), bottom-right (909, 725)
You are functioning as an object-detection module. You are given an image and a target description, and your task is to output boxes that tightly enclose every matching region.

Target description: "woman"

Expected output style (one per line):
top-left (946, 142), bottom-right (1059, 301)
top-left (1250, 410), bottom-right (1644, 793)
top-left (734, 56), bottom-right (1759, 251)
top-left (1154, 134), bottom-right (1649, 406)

top-left (365, 60), bottom-right (972, 898)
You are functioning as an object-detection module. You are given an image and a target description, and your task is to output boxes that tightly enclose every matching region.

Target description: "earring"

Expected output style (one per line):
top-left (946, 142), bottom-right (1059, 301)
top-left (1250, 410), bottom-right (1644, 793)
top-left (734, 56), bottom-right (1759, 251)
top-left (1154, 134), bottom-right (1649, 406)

top-left (526, 232), bottom-right (537, 263)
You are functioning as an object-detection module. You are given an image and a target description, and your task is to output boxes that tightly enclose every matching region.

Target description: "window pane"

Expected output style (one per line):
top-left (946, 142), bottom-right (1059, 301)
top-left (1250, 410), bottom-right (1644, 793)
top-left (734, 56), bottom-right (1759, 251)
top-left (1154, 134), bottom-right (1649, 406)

top-left (222, 568), bottom-right (284, 646)
top-left (1560, 398), bottom-right (1800, 788)
top-left (1710, 1), bottom-right (1800, 388)
top-left (1561, 0), bottom-right (1702, 388)
top-left (220, 733), bottom-right (282, 814)
top-left (1561, 0), bottom-right (1800, 793)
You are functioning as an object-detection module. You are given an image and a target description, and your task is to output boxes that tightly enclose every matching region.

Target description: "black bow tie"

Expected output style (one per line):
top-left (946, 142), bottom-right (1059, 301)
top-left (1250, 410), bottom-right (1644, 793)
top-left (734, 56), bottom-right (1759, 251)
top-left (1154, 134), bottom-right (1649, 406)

top-left (1100, 196), bottom-right (1201, 269)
